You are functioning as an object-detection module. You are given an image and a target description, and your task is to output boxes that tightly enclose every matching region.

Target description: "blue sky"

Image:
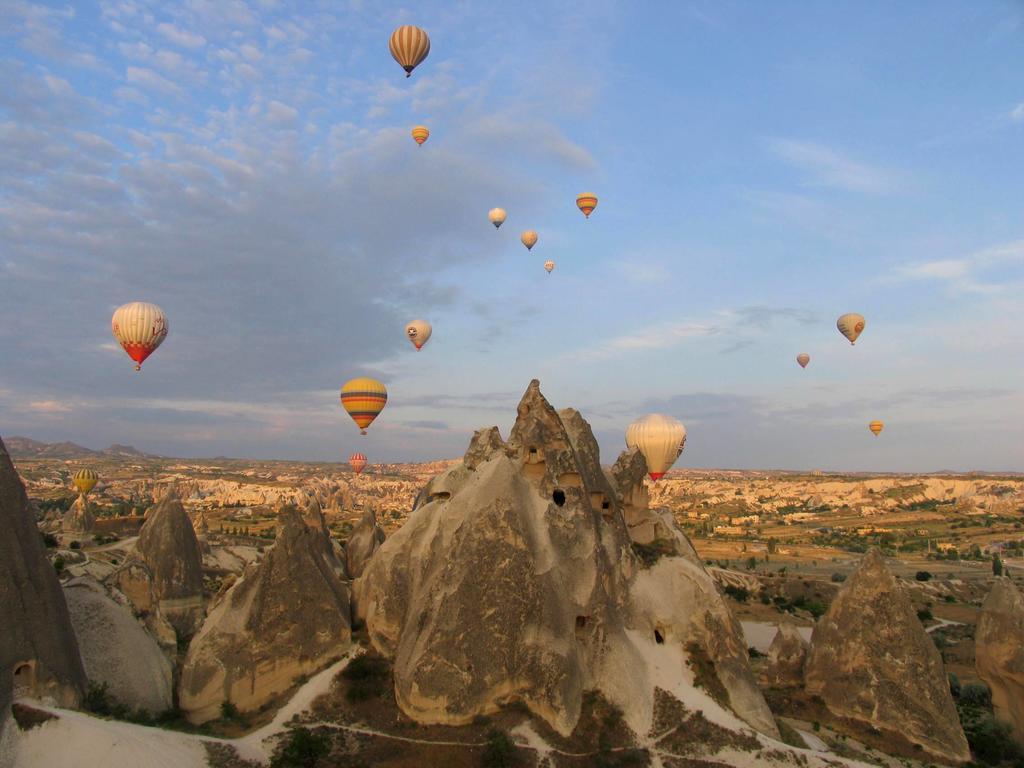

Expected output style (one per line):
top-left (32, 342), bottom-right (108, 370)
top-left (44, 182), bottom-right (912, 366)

top-left (1, 0), bottom-right (1022, 471)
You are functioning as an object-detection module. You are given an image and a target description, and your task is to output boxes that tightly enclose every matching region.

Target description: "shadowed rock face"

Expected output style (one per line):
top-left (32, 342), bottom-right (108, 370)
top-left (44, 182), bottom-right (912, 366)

top-left (179, 507), bottom-right (351, 724)
top-left (136, 495), bottom-right (205, 636)
top-left (976, 578), bottom-right (1024, 742)
top-left (760, 622), bottom-right (808, 688)
top-left (61, 496), bottom-right (95, 535)
top-left (345, 507), bottom-right (385, 580)
top-left (357, 380), bottom-right (777, 739)
top-left (805, 549), bottom-right (969, 763)
top-left (0, 435), bottom-right (86, 721)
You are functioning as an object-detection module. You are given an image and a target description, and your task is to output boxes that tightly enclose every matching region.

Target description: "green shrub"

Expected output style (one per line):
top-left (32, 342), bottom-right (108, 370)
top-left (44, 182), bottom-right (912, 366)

top-left (69, 541), bottom-right (81, 550)
top-left (830, 573), bottom-right (846, 583)
top-left (53, 556), bottom-right (65, 573)
top-left (220, 700), bottom-right (239, 721)
top-left (915, 571), bottom-right (932, 581)
top-left (723, 585), bottom-right (749, 602)
top-left (917, 607), bottom-right (933, 622)
top-left (960, 682), bottom-right (992, 709)
top-left (83, 682), bottom-right (112, 716)
top-left (271, 727), bottom-right (330, 768)
top-left (41, 533), bottom-right (58, 548)
top-left (965, 715), bottom-right (1021, 765)
top-left (481, 729), bottom-right (520, 767)
top-left (342, 655), bottom-right (389, 703)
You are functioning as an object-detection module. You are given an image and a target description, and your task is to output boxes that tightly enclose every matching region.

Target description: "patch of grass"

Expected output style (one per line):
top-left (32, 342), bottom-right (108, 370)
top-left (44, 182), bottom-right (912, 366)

top-left (685, 642), bottom-right (729, 709)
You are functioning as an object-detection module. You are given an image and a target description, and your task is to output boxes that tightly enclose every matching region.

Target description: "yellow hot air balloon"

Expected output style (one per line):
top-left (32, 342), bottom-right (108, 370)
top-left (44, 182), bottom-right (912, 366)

top-left (111, 301), bottom-right (168, 371)
top-left (389, 25), bottom-right (430, 78)
top-left (405, 319), bottom-right (432, 350)
top-left (576, 192), bottom-right (598, 218)
top-left (837, 313), bottom-right (866, 345)
top-left (73, 468), bottom-right (98, 496)
top-left (411, 126), bottom-right (429, 146)
top-left (796, 353), bottom-right (810, 369)
top-left (869, 420), bottom-right (884, 436)
top-left (340, 378), bottom-right (388, 435)
top-left (521, 230), bottom-right (538, 251)
top-left (625, 414), bottom-right (687, 481)
top-left (544, 260), bottom-right (555, 274)
top-left (488, 208), bottom-right (507, 229)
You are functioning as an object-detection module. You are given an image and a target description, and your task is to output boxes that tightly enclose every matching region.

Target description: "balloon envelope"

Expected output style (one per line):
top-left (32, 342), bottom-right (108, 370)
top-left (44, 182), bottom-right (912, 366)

top-left (625, 414), bottom-right (687, 481)
top-left (869, 420), bottom-right (884, 436)
top-left (576, 192), bottom-right (598, 218)
top-left (837, 313), bottom-right (866, 345)
top-left (340, 378), bottom-right (388, 434)
top-left (411, 126), bottom-right (429, 145)
top-left (488, 208), bottom-right (507, 228)
top-left (111, 302), bottom-right (168, 371)
top-left (796, 353), bottom-right (810, 369)
top-left (544, 260), bottom-right (555, 274)
top-left (521, 230), bottom-right (538, 250)
top-left (73, 468), bottom-right (98, 496)
top-left (405, 319), bottom-right (432, 350)
top-left (349, 453), bottom-right (368, 474)
top-left (389, 25), bottom-right (430, 77)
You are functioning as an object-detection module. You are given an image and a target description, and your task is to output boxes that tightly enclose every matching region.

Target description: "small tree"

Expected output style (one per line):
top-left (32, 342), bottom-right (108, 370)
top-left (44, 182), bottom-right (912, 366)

top-left (992, 554), bottom-right (1004, 576)
top-left (481, 730), bottom-right (520, 768)
top-left (271, 727), bottom-right (330, 768)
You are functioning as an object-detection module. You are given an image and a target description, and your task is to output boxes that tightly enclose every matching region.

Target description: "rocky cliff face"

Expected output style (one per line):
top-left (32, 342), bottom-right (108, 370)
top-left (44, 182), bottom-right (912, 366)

top-left (759, 622), bottom-right (808, 688)
top-left (345, 506), bottom-right (385, 580)
top-left (804, 549), bottom-right (969, 762)
top-left (0, 435), bottom-right (86, 720)
top-left (135, 495), bottom-right (205, 636)
top-left (357, 380), bottom-right (776, 740)
top-left (61, 496), bottom-right (95, 535)
top-left (975, 577), bottom-right (1024, 743)
top-left (63, 577), bottom-right (173, 714)
top-left (179, 507), bottom-right (351, 724)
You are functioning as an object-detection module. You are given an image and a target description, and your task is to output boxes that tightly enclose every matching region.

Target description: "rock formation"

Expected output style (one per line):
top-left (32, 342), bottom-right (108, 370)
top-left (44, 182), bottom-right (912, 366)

top-left (179, 507), bottom-right (351, 723)
top-left (105, 562), bottom-right (178, 654)
top-left (804, 548), bottom-right (969, 762)
top-left (63, 577), bottom-right (173, 714)
top-left (191, 510), bottom-right (209, 537)
top-left (0, 435), bottom-right (86, 721)
top-left (975, 577), bottom-right (1024, 742)
top-left (61, 496), bottom-right (95, 535)
top-left (135, 494), bottom-right (205, 637)
top-left (345, 505), bottom-right (385, 580)
top-left (357, 380), bottom-right (776, 739)
top-left (759, 622), bottom-right (808, 688)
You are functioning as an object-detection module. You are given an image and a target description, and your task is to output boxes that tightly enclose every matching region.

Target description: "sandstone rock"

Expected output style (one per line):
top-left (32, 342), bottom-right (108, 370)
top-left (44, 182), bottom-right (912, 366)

top-left (179, 507), bottom-right (351, 723)
top-left (345, 506), bottom-right (385, 580)
top-left (0, 435), bottom-right (86, 719)
top-left (759, 622), bottom-right (808, 688)
top-left (805, 548), bottom-right (969, 762)
top-left (63, 577), bottom-right (173, 714)
top-left (61, 496), bottom-right (95, 535)
top-left (975, 577), bottom-right (1024, 742)
top-left (191, 510), bottom-right (209, 537)
top-left (357, 380), bottom-right (776, 739)
top-left (135, 494), bottom-right (205, 637)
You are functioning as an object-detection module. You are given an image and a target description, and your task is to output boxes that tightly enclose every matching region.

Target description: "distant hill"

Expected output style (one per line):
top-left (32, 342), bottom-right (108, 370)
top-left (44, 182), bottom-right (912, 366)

top-left (3, 436), bottom-right (158, 459)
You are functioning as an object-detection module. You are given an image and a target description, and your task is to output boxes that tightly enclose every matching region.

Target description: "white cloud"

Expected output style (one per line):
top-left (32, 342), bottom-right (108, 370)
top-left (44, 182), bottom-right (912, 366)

top-left (769, 139), bottom-right (899, 193)
top-left (28, 400), bottom-right (72, 413)
top-left (157, 22), bottom-right (207, 48)
top-left (1011, 103), bottom-right (1024, 123)
top-left (125, 66), bottom-right (183, 96)
top-left (890, 239), bottom-right (1024, 293)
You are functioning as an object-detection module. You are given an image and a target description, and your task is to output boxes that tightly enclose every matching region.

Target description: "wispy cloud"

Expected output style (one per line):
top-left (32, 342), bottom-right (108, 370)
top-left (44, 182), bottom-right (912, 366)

top-left (156, 22), bottom-right (206, 49)
top-left (769, 139), bottom-right (900, 193)
top-left (889, 239), bottom-right (1024, 294)
top-left (1012, 103), bottom-right (1024, 123)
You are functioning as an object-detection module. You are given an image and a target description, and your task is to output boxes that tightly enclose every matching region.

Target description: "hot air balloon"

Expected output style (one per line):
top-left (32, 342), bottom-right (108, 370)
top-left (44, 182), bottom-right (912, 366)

top-left (625, 414), bottom-right (687, 481)
top-left (73, 468), bottom-right (98, 497)
top-left (349, 453), bottom-right (368, 475)
top-left (796, 353), bottom-right (810, 369)
top-left (488, 208), bottom-right (507, 228)
top-left (411, 126), bottom-right (429, 146)
top-left (111, 302), bottom-right (168, 371)
top-left (521, 230), bottom-right (538, 251)
top-left (544, 260), bottom-right (555, 274)
top-left (576, 192), bottom-right (598, 218)
top-left (837, 313), bottom-right (866, 345)
top-left (340, 378), bottom-right (388, 435)
top-left (389, 25), bottom-right (430, 78)
top-left (869, 420), bottom-right (884, 436)
top-left (405, 319), bottom-right (432, 350)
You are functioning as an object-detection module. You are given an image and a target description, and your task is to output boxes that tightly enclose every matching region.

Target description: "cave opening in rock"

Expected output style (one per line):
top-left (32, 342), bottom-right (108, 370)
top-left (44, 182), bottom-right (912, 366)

top-left (654, 629), bottom-right (664, 644)
top-left (12, 662), bottom-right (34, 693)
top-left (575, 616), bottom-right (588, 639)
top-left (552, 489), bottom-right (566, 507)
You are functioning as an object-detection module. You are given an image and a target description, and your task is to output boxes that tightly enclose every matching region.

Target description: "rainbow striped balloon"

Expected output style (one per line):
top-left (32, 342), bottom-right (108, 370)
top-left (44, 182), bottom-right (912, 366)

top-left (349, 453), bottom-right (368, 474)
top-left (411, 126), bottom-right (429, 146)
top-left (340, 378), bottom-right (388, 435)
top-left (576, 192), bottom-right (598, 218)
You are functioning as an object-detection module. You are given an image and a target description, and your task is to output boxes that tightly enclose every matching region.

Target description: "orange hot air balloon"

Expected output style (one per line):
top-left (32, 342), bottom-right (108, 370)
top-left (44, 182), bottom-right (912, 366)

top-left (796, 353), bottom-right (810, 369)
top-left (411, 126), bottom-right (429, 146)
top-left (869, 420), bottom-right (884, 436)
top-left (340, 378), bottom-right (388, 435)
top-left (576, 192), bottom-right (598, 218)
top-left (521, 230), bottom-right (538, 250)
top-left (389, 25), bottom-right (430, 77)
top-left (837, 313), bottom-right (866, 345)
top-left (349, 452), bottom-right (368, 474)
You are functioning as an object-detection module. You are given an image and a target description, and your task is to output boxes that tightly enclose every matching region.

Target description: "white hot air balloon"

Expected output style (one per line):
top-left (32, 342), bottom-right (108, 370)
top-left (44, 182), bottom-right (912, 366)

top-left (488, 208), bottom-right (507, 228)
top-left (625, 414), bottom-right (687, 481)
top-left (111, 302), bottom-right (168, 371)
top-left (544, 260), bottom-right (555, 274)
top-left (405, 319), bottom-right (432, 350)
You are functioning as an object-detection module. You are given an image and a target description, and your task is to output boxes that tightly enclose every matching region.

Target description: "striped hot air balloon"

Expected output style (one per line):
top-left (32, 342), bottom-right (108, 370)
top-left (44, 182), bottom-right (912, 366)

top-left (111, 302), bottom-right (168, 371)
top-left (389, 25), bottom-right (430, 78)
top-left (349, 453), bottom-right (368, 475)
top-left (576, 192), bottom-right (598, 218)
top-left (73, 468), bottom-right (98, 496)
top-left (521, 230), bottom-right (538, 251)
top-left (340, 378), bottom-right (388, 435)
top-left (411, 126), bottom-right (429, 146)
top-left (544, 260), bottom-right (555, 274)
top-left (869, 420), bottom-right (884, 436)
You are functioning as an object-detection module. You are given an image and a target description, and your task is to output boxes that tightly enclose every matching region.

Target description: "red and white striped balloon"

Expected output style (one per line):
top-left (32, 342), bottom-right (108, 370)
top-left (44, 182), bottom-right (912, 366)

top-left (349, 453), bottom-right (368, 475)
